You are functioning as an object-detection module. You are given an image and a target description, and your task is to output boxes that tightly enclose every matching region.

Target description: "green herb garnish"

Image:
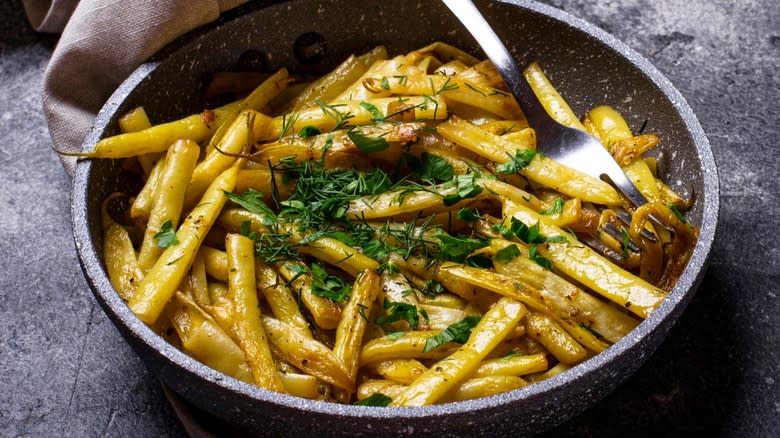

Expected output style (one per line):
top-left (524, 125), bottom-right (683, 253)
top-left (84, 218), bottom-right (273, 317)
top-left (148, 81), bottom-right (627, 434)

top-left (495, 149), bottom-right (536, 174)
top-left (359, 101), bottom-right (385, 123)
top-left (354, 393), bottom-right (392, 407)
top-left (539, 197), bottom-right (564, 215)
top-left (347, 128), bottom-right (389, 153)
top-left (442, 174), bottom-right (483, 206)
top-left (298, 125), bottom-right (321, 138)
top-left (494, 244), bottom-right (521, 263)
top-left (223, 189), bottom-right (276, 225)
top-left (375, 299), bottom-right (427, 329)
top-left (310, 262), bottom-right (351, 302)
top-left (423, 315), bottom-right (482, 352)
top-left (154, 219), bottom-right (179, 248)
top-left (434, 232), bottom-right (489, 263)
top-left (668, 204), bottom-right (692, 226)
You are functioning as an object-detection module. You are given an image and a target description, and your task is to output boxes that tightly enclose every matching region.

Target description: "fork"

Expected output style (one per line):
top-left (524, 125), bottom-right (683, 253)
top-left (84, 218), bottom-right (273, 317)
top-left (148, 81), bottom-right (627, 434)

top-left (441, 0), bottom-right (649, 209)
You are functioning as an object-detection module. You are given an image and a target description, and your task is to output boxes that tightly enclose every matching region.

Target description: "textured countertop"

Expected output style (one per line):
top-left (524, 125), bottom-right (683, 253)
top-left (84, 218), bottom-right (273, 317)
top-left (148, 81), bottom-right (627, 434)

top-left (1, 0), bottom-right (778, 436)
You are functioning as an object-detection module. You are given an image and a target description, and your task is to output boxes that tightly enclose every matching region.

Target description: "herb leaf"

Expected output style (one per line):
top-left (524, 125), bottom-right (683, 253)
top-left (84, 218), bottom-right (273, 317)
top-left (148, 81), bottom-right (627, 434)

top-left (310, 262), bottom-right (351, 302)
top-left (223, 189), bottom-right (276, 225)
top-left (434, 232), bottom-right (489, 263)
top-left (375, 299), bottom-right (426, 329)
top-left (409, 152), bottom-right (454, 183)
top-left (528, 244), bottom-right (553, 270)
top-left (154, 219), bottom-right (179, 248)
top-left (493, 218), bottom-right (566, 245)
top-left (539, 197), bottom-right (564, 215)
top-left (347, 128), bottom-right (389, 153)
top-left (457, 207), bottom-right (480, 222)
top-left (442, 174), bottom-right (483, 206)
top-left (423, 315), bottom-right (482, 352)
top-left (668, 204), bottom-right (692, 226)
top-left (298, 125), bottom-right (321, 138)
top-left (495, 149), bottom-right (536, 174)
top-left (354, 393), bottom-right (392, 407)
top-left (359, 101), bottom-right (385, 123)
top-left (494, 244), bottom-right (521, 263)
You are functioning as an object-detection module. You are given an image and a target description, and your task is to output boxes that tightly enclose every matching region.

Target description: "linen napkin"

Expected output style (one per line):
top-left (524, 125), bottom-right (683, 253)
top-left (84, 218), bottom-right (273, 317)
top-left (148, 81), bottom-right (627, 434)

top-left (34, 0), bottom-right (248, 175)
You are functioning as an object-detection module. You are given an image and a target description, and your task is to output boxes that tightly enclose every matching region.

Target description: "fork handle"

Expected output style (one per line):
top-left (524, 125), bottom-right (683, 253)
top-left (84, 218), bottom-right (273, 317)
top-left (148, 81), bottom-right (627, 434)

top-left (441, 0), bottom-right (552, 130)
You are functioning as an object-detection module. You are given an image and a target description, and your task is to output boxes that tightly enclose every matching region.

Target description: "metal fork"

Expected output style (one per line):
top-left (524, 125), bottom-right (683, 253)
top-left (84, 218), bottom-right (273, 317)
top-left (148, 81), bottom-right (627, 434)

top-left (441, 0), bottom-right (649, 208)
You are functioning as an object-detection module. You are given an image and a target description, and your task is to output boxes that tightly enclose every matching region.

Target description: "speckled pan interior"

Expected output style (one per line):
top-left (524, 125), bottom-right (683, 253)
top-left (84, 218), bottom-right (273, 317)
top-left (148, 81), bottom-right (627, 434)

top-left (71, 0), bottom-right (719, 436)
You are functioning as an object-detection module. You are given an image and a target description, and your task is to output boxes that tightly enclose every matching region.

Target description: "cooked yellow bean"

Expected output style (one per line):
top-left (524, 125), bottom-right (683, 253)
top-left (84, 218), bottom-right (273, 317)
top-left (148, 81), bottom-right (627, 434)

top-left (445, 375), bottom-right (528, 402)
top-left (437, 117), bottom-right (622, 205)
top-left (334, 270), bottom-right (381, 381)
top-left (184, 110), bottom-right (272, 208)
top-left (101, 195), bottom-right (143, 301)
top-left (117, 106), bottom-right (157, 177)
top-left (525, 313), bottom-right (587, 365)
top-left (255, 259), bottom-right (313, 339)
top-left (262, 316), bottom-right (353, 392)
top-left (472, 353), bottom-right (549, 377)
top-left (129, 166), bottom-right (237, 324)
top-left (227, 234), bottom-right (284, 391)
top-left (137, 139), bottom-right (200, 272)
top-left (167, 292), bottom-right (252, 382)
top-left (503, 201), bottom-right (666, 318)
top-left (93, 100), bottom-right (242, 158)
top-left (391, 298), bottom-right (526, 406)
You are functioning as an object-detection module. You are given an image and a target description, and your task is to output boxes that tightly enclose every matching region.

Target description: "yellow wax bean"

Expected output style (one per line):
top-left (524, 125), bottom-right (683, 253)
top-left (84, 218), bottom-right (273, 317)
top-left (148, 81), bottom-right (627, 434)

top-left (130, 157), bottom-right (164, 222)
top-left (227, 233), bottom-right (284, 391)
top-left (437, 117), bottom-right (622, 205)
top-left (137, 139), bottom-right (200, 272)
top-left (118, 106), bottom-right (157, 177)
top-left (93, 100), bottom-right (242, 158)
top-left (184, 110), bottom-right (272, 208)
top-left (255, 260), bottom-right (313, 339)
top-left (504, 201), bottom-right (666, 318)
top-left (472, 353), bottom-right (549, 377)
top-left (101, 195), bottom-right (143, 301)
top-left (364, 74), bottom-right (522, 120)
top-left (334, 270), bottom-right (381, 381)
top-left (446, 375), bottom-right (528, 402)
top-left (391, 298), bottom-right (526, 406)
top-left (262, 316), bottom-right (354, 392)
top-left (523, 62), bottom-right (586, 131)
top-left (525, 313), bottom-right (587, 365)
top-left (129, 166), bottom-right (237, 324)
top-left (264, 96), bottom-right (447, 140)
top-left (168, 292), bottom-right (252, 382)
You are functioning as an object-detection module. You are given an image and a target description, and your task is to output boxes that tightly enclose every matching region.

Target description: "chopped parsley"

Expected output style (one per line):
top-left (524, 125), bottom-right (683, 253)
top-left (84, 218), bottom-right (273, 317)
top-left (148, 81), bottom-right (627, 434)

top-left (347, 128), bottom-right (389, 153)
top-left (539, 197), bottom-right (564, 215)
top-left (154, 219), bottom-right (179, 248)
top-left (423, 315), bottom-right (482, 352)
top-left (310, 262), bottom-right (351, 302)
top-left (442, 174), bottom-right (483, 206)
top-left (375, 299), bottom-right (427, 330)
top-left (457, 207), bottom-right (480, 222)
top-left (528, 244), bottom-right (553, 270)
top-left (359, 101), bottom-right (385, 123)
top-left (495, 149), bottom-right (536, 174)
top-left (354, 393), bottom-right (392, 407)
top-left (407, 152), bottom-right (454, 183)
top-left (223, 189), bottom-right (276, 225)
top-left (433, 232), bottom-right (489, 263)
top-left (298, 125), bottom-right (321, 138)
top-left (494, 244), bottom-right (521, 263)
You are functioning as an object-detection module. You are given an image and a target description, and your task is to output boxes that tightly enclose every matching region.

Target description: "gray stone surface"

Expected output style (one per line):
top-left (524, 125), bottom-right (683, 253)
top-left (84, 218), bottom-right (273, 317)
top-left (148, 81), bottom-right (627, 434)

top-left (0, 0), bottom-right (778, 437)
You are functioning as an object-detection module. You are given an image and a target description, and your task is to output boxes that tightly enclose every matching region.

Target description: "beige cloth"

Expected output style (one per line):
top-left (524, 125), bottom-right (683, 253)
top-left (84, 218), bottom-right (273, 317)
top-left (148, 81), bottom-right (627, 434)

top-left (39, 0), bottom-right (248, 175)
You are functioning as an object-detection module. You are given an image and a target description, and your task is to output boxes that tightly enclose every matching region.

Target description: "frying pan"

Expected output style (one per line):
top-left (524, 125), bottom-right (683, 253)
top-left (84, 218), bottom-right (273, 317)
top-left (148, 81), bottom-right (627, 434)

top-left (71, 0), bottom-right (719, 435)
